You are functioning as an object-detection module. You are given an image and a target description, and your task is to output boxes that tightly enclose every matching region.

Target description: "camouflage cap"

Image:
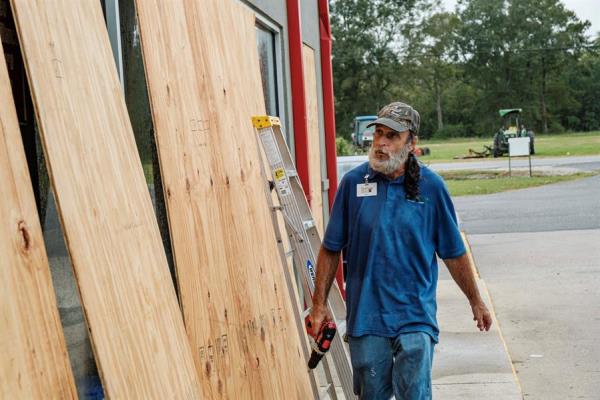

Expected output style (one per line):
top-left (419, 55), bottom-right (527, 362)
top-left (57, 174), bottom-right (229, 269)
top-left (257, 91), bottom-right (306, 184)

top-left (367, 102), bottom-right (420, 135)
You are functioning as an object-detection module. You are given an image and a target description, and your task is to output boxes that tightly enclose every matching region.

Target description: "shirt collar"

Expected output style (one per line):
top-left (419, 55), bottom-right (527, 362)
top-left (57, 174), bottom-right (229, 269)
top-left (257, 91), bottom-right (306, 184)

top-left (366, 165), bottom-right (406, 184)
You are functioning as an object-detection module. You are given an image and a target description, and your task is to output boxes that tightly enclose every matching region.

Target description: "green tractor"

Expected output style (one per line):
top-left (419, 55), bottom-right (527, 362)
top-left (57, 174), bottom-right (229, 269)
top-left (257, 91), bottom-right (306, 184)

top-left (492, 109), bottom-right (535, 157)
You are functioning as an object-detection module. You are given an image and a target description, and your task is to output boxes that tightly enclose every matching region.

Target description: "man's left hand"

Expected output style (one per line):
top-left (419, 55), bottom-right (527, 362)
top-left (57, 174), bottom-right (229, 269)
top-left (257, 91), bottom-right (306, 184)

top-left (471, 301), bottom-right (493, 331)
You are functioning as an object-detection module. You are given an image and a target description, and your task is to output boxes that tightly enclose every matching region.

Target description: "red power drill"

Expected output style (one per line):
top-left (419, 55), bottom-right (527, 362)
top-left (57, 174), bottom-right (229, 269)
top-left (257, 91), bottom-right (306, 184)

top-left (306, 319), bottom-right (337, 369)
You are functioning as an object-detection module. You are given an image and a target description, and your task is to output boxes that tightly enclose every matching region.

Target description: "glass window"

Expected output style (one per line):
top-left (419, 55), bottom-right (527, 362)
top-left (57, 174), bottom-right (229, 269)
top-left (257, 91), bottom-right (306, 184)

top-left (256, 23), bottom-right (278, 116)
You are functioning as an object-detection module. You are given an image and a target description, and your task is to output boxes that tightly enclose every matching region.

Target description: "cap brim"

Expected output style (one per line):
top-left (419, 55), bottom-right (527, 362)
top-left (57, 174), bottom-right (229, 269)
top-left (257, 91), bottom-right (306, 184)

top-left (366, 117), bottom-right (410, 133)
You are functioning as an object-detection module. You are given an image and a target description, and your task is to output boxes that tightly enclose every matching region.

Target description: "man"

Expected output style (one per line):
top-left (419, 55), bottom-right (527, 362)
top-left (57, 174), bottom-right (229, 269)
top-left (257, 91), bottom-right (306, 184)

top-left (308, 102), bottom-right (492, 399)
top-left (520, 125), bottom-right (527, 137)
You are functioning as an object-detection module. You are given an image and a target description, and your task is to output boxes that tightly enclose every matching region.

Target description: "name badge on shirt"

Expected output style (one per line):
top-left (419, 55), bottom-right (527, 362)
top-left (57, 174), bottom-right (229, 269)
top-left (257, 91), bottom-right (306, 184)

top-left (357, 182), bottom-right (377, 197)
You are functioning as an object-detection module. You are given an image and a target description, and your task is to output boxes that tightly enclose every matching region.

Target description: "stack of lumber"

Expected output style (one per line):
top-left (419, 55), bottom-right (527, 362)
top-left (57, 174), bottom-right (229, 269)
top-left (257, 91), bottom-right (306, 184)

top-left (0, 0), bottom-right (314, 398)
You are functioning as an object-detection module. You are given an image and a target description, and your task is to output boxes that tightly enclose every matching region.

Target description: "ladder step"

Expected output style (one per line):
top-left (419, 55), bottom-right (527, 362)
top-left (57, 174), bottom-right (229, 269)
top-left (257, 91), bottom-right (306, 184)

top-left (336, 320), bottom-right (347, 337)
top-left (301, 308), bottom-right (311, 319)
top-left (318, 384), bottom-right (333, 400)
top-left (286, 169), bottom-right (298, 178)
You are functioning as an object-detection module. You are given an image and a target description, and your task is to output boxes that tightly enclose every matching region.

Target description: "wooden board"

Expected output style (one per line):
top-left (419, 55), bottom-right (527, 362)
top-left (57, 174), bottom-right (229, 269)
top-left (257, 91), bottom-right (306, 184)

top-left (10, 1), bottom-right (202, 398)
top-left (0, 41), bottom-right (77, 400)
top-left (303, 45), bottom-right (324, 234)
top-left (134, 0), bottom-right (313, 398)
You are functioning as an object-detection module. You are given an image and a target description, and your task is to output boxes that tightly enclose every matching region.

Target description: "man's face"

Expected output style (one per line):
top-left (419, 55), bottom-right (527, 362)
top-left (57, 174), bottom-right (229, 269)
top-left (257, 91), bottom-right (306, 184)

top-left (368, 124), bottom-right (415, 176)
top-left (372, 125), bottom-right (412, 159)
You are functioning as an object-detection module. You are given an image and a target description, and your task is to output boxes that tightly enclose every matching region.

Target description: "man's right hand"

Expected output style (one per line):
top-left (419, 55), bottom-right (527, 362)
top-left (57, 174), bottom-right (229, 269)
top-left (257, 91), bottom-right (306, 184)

top-left (307, 303), bottom-right (332, 337)
top-left (471, 300), bottom-right (493, 332)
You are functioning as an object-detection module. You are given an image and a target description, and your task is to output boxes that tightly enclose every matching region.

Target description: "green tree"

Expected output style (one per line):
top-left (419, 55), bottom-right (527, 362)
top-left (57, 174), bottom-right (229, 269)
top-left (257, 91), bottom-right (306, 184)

top-left (330, 0), bottom-right (598, 139)
top-left (456, 0), bottom-right (532, 134)
top-left (562, 50), bottom-right (600, 131)
top-left (405, 11), bottom-right (461, 132)
top-left (330, 0), bottom-right (424, 139)
top-left (456, 0), bottom-right (590, 133)
top-left (510, 0), bottom-right (589, 133)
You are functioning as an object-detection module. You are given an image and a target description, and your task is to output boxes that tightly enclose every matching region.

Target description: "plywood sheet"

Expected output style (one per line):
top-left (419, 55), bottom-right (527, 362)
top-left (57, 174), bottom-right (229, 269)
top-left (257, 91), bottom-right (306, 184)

top-left (134, 0), bottom-right (313, 398)
top-left (0, 41), bottom-right (76, 400)
top-left (303, 45), bottom-right (324, 234)
top-left (10, 1), bottom-right (202, 398)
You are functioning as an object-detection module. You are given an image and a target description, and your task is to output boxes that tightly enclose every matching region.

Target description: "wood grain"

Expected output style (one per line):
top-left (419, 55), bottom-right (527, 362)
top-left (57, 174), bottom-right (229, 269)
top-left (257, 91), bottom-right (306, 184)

top-left (10, 1), bottom-right (202, 398)
top-left (303, 45), bottom-right (324, 235)
top-left (134, 0), bottom-right (313, 398)
top-left (0, 40), bottom-right (77, 400)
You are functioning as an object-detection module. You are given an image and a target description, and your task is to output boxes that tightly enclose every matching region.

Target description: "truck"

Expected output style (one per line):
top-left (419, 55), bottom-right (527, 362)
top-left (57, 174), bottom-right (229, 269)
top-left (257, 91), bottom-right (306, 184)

top-left (350, 115), bottom-right (377, 148)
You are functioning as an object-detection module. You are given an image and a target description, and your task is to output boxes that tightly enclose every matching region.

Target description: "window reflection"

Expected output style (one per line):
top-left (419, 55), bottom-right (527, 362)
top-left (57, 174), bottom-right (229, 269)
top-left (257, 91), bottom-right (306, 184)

top-left (256, 24), bottom-right (279, 116)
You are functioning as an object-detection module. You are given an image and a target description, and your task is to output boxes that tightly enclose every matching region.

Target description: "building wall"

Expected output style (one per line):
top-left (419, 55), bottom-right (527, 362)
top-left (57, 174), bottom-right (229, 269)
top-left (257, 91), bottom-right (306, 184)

top-left (243, 0), bottom-right (330, 215)
top-left (300, 0), bottom-right (330, 215)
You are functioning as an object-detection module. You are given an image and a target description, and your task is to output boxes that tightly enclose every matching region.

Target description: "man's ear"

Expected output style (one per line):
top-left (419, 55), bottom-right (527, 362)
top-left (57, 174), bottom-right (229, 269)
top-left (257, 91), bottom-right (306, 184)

top-left (409, 134), bottom-right (418, 152)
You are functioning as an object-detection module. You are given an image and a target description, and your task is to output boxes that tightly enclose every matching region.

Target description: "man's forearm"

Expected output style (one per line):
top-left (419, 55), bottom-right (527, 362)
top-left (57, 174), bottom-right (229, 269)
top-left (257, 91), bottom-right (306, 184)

top-left (444, 252), bottom-right (483, 305)
top-left (312, 246), bottom-right (341, 307)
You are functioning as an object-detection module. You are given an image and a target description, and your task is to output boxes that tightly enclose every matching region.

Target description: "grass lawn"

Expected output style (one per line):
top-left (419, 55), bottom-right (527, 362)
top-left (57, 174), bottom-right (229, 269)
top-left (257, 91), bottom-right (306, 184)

top-left (419, 131), bottom-right (600, 163)
top-left (440, 170), bottom-right (596, 196)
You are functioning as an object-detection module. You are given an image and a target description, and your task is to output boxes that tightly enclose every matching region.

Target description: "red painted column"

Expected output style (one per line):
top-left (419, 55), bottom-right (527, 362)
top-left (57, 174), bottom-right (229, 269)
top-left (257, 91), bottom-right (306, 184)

top-left (286, 0), bottom-right (311, 204)
top-left (318, 0), bottom-right (338, 209)
top-left (318, 0), bottom-right (346, 299)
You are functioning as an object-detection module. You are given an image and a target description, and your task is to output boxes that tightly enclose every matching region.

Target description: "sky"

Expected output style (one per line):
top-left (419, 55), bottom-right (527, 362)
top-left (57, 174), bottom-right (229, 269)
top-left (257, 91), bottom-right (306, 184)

top-left (441, 0), bottom-right (599, 38)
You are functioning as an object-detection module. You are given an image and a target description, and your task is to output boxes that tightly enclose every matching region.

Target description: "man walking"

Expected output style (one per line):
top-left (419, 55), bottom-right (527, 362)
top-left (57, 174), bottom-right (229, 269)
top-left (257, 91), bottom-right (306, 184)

top-left (308, 102), bottom-right (492, 399)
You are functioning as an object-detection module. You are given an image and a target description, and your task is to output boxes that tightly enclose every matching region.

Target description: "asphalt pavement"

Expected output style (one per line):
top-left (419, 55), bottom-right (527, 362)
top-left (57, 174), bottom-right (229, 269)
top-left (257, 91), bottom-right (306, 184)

top-left (455, 174), bottom-right (600, 234)
top-left (338, 155), bottom-right (600, 184)
top-left (428, 155), bottom-right (600, 173)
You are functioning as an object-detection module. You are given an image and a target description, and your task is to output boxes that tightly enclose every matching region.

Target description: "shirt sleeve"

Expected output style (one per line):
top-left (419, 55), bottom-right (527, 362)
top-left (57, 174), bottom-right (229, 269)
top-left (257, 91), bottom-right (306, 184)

top-left (322, 176), bottom-right (350, 252)
top-left (434, 181), bottom-right (466, 259)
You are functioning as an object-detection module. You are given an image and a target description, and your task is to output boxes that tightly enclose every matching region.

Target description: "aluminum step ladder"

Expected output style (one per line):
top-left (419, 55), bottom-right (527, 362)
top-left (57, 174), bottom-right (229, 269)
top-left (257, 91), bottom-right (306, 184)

top-left (253, 116), bottom-right (355, 400)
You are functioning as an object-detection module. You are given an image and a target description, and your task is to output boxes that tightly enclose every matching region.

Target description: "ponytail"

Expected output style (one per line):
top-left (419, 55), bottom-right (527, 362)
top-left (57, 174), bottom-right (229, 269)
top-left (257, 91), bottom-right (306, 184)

top-left (404, 138), bottom-right (421, 201)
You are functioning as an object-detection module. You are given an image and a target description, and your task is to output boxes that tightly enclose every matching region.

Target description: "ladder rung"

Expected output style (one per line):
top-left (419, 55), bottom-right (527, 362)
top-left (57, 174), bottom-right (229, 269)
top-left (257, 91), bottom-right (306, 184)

top-left (301, 308), bottom-right (311, 319)
top-left (318, 384), bottom-right (333, 400)
top-left (336, 320), bottom-right (347, 337)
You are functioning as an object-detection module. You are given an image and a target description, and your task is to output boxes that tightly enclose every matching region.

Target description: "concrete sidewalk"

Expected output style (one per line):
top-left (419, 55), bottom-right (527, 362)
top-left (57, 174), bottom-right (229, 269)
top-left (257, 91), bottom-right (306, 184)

top-left (434, 238), bottom-right (523, 399)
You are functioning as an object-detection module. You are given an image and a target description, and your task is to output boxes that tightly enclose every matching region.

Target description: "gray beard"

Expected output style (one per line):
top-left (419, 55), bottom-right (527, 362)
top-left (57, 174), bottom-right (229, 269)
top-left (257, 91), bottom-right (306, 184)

top-left (368, 143), bottom-right (411, 176)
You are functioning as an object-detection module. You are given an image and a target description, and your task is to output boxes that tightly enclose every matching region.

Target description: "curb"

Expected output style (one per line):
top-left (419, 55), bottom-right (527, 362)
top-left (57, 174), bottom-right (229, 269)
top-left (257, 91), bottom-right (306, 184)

top-left (461, 232), bottom-right (524, 398)
top-left (460, 231), bottom-right (479, 278)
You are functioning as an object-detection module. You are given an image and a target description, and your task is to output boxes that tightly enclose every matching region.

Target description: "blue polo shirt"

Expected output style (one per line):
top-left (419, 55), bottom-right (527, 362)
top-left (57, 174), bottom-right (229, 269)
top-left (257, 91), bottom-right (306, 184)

top-left (323, 162), bottom-right (465, 342)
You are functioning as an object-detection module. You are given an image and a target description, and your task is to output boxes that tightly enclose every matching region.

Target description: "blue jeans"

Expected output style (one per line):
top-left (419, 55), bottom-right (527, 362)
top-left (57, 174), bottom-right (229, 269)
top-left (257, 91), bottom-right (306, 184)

top-left (348, 332), bottom-right (435, 400)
